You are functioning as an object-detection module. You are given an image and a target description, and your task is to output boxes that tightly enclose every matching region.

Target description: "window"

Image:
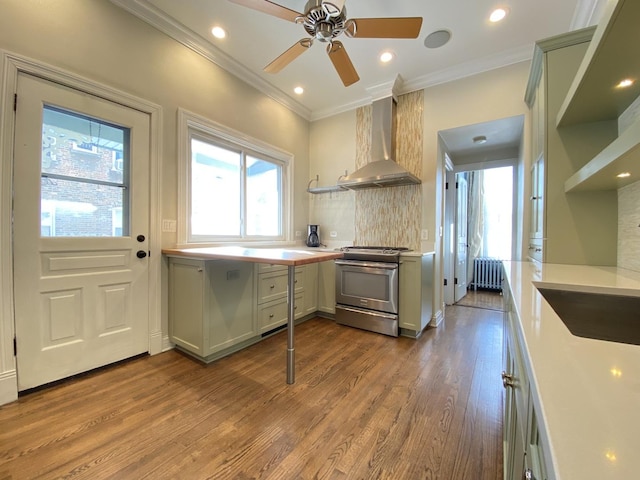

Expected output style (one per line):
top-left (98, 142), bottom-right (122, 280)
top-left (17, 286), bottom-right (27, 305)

top-left (41, 106), bottom-right (129, 237)
top-left (178, 109), bottom-right (291, 245)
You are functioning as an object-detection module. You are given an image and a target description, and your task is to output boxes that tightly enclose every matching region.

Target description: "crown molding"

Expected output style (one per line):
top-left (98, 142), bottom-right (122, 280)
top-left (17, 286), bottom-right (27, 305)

top-left (111, 0), bottom-right (606, 123)
top-left (109, 0), bottom-right (311, 120)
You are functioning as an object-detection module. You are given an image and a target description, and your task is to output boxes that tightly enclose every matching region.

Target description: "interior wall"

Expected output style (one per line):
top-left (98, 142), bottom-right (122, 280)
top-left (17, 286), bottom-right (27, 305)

top-left (618, 180), bottom-right (640, 272)
top-left (308, 110), bottom-right (356, 247)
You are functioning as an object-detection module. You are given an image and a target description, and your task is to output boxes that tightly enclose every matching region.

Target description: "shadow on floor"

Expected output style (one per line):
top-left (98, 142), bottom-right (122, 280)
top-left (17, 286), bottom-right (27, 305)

top-left (455, 289), bottom-right (505, 311)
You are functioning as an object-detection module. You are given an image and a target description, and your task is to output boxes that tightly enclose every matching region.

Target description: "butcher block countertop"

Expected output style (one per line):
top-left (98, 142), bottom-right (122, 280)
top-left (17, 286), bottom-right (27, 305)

top-left (503, 261), bottom-right (640, 480)
top-left (162, 246), bottom-right (343, 266)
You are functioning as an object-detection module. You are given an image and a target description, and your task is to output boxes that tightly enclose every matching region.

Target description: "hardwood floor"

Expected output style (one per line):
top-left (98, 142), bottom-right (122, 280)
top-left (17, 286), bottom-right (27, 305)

top-left (455, 290), bottom-right (505, 311)
top-left (0, 306), bottom-right (504, 480)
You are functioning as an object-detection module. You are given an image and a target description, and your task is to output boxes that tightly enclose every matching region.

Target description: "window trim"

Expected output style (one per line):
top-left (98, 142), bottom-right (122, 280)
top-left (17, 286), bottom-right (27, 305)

top-left (177, 108), bottom-right (293, 247)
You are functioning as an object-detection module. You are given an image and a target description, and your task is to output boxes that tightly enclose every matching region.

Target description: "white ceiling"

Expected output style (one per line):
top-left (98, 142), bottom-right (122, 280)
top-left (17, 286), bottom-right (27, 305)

top-left (112, 0), bottom-right (607, 121)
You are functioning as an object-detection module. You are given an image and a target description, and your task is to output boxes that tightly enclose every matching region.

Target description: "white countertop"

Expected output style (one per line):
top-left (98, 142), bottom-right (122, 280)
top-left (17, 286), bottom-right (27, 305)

top-left (503, 261), bottom-right (640, 480)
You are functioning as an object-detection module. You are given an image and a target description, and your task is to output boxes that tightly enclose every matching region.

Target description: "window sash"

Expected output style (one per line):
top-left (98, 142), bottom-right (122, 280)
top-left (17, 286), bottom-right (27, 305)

top-left (178, 109), bottom-right (291, 246)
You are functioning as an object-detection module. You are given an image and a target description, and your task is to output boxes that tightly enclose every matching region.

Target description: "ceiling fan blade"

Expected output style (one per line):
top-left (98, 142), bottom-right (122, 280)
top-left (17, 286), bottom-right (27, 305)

top-left (264, 39), bottom-right (312, 73)
top-left (327, 41), bottom-right (359, 87)
top-left (227, 0), bottom-right (302, 22)
top-left (349, 17), bottom-right (423, 39)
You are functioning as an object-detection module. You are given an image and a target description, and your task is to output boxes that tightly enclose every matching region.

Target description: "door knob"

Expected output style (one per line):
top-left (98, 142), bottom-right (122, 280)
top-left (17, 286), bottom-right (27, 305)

top-left (136, 250), bottom-right (147, 259)
top-left (137, 235), bottom-right (145, 242)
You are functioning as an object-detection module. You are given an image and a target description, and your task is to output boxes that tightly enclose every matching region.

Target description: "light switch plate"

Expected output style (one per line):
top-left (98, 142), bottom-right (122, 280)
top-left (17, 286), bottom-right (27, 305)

top-left (421, 229), bottom-right (429, 240)
top-left (162, 219), bottom-right (177, 232)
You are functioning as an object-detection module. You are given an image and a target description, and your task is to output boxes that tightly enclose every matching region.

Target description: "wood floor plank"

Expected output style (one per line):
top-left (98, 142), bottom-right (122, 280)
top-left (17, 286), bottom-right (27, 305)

top-left (0, 304), bottom-right (503, 479)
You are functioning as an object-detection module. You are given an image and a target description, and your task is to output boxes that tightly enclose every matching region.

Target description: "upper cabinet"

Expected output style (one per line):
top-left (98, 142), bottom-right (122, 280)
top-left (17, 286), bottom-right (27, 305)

top-left (525, 27), bottom-right (619, 266)
top-left (556, 0), bottom-right (640, 192)
top-left (557, 0), bottom-right (640, 127)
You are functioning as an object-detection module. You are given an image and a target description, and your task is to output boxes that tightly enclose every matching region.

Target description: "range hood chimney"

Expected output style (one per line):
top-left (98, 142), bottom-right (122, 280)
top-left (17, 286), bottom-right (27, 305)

top-left (338, 96), bottom-right (421, 190)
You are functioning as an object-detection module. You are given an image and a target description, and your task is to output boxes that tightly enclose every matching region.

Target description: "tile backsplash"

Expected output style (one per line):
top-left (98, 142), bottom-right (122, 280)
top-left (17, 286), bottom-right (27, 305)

top-left (354, 90), bottom-right (423, 250)
top-left (618, 180), bottom-right (640, 272)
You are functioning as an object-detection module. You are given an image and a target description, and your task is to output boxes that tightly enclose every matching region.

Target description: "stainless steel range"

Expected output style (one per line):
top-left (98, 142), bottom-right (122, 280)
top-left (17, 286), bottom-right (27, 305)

top-left (335, 246), bottom-right (410, 337)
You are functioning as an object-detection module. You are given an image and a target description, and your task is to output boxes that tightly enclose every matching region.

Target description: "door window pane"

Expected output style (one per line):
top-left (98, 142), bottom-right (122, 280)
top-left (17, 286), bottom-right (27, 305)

top-left (41, 106), bottom-right (129, 237)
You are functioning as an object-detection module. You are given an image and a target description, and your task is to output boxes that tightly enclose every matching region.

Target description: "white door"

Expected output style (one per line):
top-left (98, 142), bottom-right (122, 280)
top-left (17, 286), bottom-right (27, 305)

top-left (13, 73), bottom-right (150, 390)
top-left (454, 174), bottom-right (468, 302)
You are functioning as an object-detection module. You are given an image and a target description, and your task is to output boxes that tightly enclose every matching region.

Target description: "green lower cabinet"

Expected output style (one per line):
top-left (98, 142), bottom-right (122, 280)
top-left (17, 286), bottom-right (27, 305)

top-left (168, 257), bottom-right (258, 363)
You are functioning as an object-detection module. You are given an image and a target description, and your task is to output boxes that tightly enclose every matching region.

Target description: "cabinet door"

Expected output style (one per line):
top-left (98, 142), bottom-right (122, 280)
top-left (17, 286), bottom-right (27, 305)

top-left (169, 258), bottom-right (205, 355)
top-left (399, 256), bottom-right (421, 330)
top-left (318, 260), bottom-right (336, 314)
top-left (303, 263), bottom-right (318, 316)
top-left (205, 260), bottom-right (256, 354)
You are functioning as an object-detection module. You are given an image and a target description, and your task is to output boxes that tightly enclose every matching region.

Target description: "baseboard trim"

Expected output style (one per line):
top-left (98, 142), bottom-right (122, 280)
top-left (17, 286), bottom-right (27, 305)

top-left (430, 309), bottom-right (444, 328)
top-left (0, 369), bottom-right (18, 406)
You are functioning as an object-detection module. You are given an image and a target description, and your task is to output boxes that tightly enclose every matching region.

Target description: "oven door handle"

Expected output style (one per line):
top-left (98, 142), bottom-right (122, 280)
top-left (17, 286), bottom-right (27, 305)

top-left (335, 259), bottom-right (398, 269)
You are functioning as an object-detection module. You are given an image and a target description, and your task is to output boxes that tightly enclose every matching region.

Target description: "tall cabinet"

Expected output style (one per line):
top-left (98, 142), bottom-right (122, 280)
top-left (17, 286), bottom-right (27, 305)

top-left (525, 28), bottom-right (618, 265)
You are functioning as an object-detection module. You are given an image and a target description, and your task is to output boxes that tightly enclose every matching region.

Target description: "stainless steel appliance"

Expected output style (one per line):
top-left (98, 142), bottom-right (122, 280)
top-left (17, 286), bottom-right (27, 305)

top-left (335, 246), bottom-right (410, 337)
top-left (306, 224), bottom-right (320, 247)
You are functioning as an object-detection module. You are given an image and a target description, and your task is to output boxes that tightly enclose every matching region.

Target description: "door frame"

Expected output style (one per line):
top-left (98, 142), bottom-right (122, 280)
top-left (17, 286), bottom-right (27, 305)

top-left (0, 51), bottom-right (163, 404)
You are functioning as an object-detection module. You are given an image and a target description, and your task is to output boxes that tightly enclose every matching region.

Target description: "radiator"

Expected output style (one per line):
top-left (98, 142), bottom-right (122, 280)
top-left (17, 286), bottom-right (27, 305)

top-left (472, 258), bottom-right (503, 291)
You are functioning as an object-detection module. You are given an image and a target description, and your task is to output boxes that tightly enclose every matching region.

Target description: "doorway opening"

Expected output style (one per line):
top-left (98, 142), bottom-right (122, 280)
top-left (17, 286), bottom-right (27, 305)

top-left (440, 115), bottom-right (523, 307)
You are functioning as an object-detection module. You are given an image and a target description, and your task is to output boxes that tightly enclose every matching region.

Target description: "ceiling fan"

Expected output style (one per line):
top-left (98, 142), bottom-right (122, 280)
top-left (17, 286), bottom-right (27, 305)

top-left (228, 0), bottom-right (423, 86)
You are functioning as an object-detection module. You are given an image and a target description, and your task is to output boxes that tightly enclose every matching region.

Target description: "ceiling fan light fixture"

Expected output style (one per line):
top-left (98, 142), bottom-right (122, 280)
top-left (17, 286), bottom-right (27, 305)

top-left (424, 29), bottom-right (451, 49)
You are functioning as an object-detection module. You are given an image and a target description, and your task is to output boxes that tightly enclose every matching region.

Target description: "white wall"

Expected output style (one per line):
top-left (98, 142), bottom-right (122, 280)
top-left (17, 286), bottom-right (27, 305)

top-left (0, 0), bottom-right (311, 404)
top-left (308, 109), bottom-right (356, 247)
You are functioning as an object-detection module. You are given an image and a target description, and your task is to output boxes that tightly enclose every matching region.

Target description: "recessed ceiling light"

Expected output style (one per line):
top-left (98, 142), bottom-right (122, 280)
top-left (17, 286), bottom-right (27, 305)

top-left (617, 172), bottom-right (631, 178)
top-left (211, 26), bottom-right (226, 39)
top-left (294, 86), bottom-right (304, 95)
top-left (379, 51), bottom-right (394, 63)
top-left (424, 30), bottom-right (452, 49)
top-left (473, 135), bottom-right (487, 144)
top-left (616, 79), bottom-right (634, 88)
top-left (489, 8), bottom-right (508, 23)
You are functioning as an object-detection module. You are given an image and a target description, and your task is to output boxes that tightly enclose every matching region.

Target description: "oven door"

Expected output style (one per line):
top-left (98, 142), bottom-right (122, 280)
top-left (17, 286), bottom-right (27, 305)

top-left (335, 259), bottom-right (399, 314)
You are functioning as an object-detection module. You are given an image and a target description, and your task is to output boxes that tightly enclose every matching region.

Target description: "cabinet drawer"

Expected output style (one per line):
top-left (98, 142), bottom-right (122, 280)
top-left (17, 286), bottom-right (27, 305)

top-left (258, 294), bottom-right (304, 332)
top-left (257, 269), bottom-right (303, 304)
top-left (257, 263), bottom-right (287, 273)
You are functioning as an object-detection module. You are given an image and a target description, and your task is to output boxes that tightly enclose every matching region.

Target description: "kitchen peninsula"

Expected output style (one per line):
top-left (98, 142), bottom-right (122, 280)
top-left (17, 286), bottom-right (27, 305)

top-left (162, 247), bottom-right (343, 384)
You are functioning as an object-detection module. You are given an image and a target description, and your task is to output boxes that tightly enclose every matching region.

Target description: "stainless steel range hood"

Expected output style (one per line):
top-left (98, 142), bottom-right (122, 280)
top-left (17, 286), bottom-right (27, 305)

top-left (338, 96), bottom-right (421, 190)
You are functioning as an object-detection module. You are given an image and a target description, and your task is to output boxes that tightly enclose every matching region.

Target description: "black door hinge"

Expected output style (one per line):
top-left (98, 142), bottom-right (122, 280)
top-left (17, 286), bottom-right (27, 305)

top-left (13, 336), bottom-right (17, 356)
top-left (445, 182), bottom-right (448, 190)
top-left (455, 277), bottom-right (458, 285)
top-left (456, 181), bottom-right (459, 189)
top-left (13, 93), bottom-right (17, 112)
top-left (444, 278), bottom-right (448, 286)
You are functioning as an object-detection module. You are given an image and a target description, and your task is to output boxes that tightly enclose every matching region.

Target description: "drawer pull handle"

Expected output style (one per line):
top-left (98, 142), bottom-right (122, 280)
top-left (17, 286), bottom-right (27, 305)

top-left (270, 284), bottom-right (275, 289)
top-left (269, 314), bottom-right (274, 318)
top-left (501, 371), bottom-right (516, 388)
top-left (523, 468), bottom-right (535, 480)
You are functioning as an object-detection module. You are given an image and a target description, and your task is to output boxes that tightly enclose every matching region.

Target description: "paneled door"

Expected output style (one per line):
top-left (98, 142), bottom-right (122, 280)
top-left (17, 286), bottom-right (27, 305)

top-left (454, 174), bottom-right (468, 302)
top-left (13, 73), bottom-right (150, 390)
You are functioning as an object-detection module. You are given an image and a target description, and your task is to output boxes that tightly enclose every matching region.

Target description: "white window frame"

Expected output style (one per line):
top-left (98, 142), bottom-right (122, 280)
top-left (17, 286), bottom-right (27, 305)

top-left (177, 108), bottom-right (293, 247)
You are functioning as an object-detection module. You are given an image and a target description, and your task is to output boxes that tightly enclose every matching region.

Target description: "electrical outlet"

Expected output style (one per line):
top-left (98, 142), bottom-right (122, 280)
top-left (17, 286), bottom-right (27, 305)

top-left (295, 230), bottom-right (302, 237)
top-left (330, 231), bottom-right (337, 238)
top-left (421, 229), bottom-right (429, 240)
top-left (162, 219), bottom-right (176, 232)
